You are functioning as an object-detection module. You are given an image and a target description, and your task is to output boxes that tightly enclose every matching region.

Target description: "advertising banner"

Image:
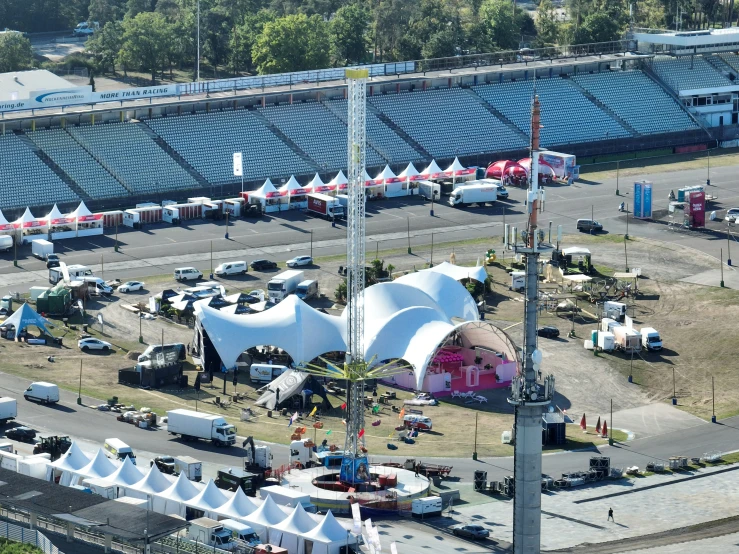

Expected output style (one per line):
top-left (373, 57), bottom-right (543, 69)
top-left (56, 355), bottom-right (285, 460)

top-left (643, 182), bottom-right (652, 218)
top-left (92, 85), bottom-right (177, 103)
top-left (687, 191), bottom-right (706, 228)
top-left (28, 87), bottom-right (92, 109)
top-left (233, 152), bottom-right (243, 177)
top-left (340, 456), bottom-right (370, 484)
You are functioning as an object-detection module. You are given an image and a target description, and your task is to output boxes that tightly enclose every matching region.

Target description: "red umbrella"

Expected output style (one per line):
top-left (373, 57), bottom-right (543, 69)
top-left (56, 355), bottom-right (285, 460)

top-left (595, 416), bottom-right (602, 434)
top-left (580, 413), bottom-right (586, 430)
top-left (601, 420), bottom-right (608, 438)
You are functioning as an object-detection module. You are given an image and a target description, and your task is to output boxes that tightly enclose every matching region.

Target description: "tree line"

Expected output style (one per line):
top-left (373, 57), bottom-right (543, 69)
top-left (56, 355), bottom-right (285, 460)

top-left (1, 0), bottom-right (737, 79)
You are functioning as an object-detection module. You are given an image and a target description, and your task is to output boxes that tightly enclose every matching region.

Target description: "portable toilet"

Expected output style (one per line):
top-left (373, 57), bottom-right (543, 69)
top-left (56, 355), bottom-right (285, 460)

top-left (598, 332), bottom-right (615, 352)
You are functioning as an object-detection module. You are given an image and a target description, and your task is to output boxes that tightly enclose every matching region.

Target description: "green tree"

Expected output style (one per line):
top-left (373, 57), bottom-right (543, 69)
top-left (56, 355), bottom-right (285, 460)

top-left (535, 0), bottom-right (559, 46)
top-left (252, 13), bottom-right (329, 74)
top-left (88, 0), bottom-right (125, 25)
top-left (479, 0), bottom-right (517, 50)
top-left (86, 19), bottom-right (124, 73)
top-left (118, 11), bottom-right (173, 83)
top-left (633, 0), bottom-right (666, 28)
top-left (0, 32), bottom-right (33, 72)
top-left (422, 28), bottom-right (456, 58)
top-left (330, 3), bottom-right (369, 65)
top-left (125, 0), bottom-right (153, 18)
top-left (573, 12), bottom-right (621, 44)
top-left (373, 0), bottom-right (418, 61)
top-left (230, 10), bottom-right (274, 73)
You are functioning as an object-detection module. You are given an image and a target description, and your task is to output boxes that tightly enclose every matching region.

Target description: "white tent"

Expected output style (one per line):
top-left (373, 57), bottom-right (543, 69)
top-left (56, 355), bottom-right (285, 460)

top-left (328, 170), bottom-right (347, 191)
top-left (307, 173), bottom-right (327, 193)
top-left (74, 448), bottom-right (119, 481)
top-left (107, 457), bottom-right (144, 489)
top-left (269, 503), bottom-right (317, 552)
top-left (420, 160), bottom-right (444, 179)
top-left (125, 464), bottom-right (173, 499)
top-left (153, 472), bottom-right (202, 516)
top-left (212, 486), bottom-right (258, 520)
top-left (445, 157), bottom-right (466, 175)
top-left (398, 162), bottom-right (420, 183)
top-left (0, 209), bottom-right (11, 231)
top-left (301, 511), bottom-right (356, 554)
top-left (280, 176), bottom-right (306, 196)
top-left (374, 165), bottom-right (405, 197)
top-left (70, 201), bottom-right (103, 237)
top-left (255, 369), bottom-right (310, 410)
top-left (363, 169), bottom-right (376, 188)
top-left (427, 261), bottom-right (488, 284)
top-left (249, 179), bottom-right (282, 213)
top-left (48, 442), bottom-right (91, 485)
top-left (242, 495), bottom-right (288, 542)
top-left (195, 294), bottom-right (346, 369)
top-left (394, 271), bottom-right (480, 322)
top-left (46, 204), bottom-right (64, 224)
top-left (14, 207), bottom-right (48, 243)
top-left (183, 479), bottom-right (231, 519)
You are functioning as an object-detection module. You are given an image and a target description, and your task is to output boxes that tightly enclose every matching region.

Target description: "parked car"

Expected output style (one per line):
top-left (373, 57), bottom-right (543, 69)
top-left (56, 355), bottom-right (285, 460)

top-left (6, 426), bottom-right (37, 442)
top-left (152, 455), bottom-right (176, 474)
top-left (576, 219), bottom-right (603, 233)
top-left (118, 281), bottom-right (145, 293)
top-left (451, 524), bottom-right (489, 540)
top-left (46, 254), bottom-right (60, 269)
top-left (250, 259), bottom-right (277, 271)
top-left (286, 255), bottom-right (313, 268)
top-left (78, 338), bottom-right (113, 352)
top-left (725, 208), bottom-right (739, 222)
top-left (538, 326), bottom-right (560, 339)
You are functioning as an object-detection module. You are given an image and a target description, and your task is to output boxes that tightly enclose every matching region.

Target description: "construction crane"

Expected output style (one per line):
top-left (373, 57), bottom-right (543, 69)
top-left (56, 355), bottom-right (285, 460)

top-left (508, 95), bottom-right (556, 554)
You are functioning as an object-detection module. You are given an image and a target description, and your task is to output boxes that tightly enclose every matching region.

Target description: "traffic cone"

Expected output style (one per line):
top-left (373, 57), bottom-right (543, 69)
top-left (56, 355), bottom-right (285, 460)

top-left (580, 413), bottom-right (587, 431)
top-left (602, 420), bottom-right (608, 438)
top-left (595, 417), bottom-right (602, 434)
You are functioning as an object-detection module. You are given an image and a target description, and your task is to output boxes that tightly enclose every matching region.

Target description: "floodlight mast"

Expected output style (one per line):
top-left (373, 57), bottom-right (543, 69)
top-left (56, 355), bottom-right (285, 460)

top-left (508, 94), bottom-right (556, 554)
top-left (344, 68), bottom-right (369, 470)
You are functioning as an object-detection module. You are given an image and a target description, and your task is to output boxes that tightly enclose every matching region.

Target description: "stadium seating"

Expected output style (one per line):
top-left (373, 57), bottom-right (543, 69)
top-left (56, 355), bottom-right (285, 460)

top-left (69, 122), bottom-right (198, 194)
top-left (368, 88), bottom-right (527, 158)
top-left (27, 129), bottom-right (130, 199)
top-left (717, 53), bottom-right (739, 73)
top-left (258, 101), bottom-right (386, 170)
top-left (323, 98), bottom-right (424, 163)
top-left (651, 56), bottom-right (732, 91)
top-left (572, 71), bottom-right (698, 135)
top-left (0, 133), bottom-right (78, 210)
top-left (473, 77), bottom-right (631, 146)
top-left (146, 109), bottom-right (316, 184)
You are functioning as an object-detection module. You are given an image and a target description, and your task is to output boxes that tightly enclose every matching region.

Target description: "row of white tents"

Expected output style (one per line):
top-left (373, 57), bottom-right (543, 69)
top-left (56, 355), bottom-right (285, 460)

top-left (48, 443), bottom-right (356, 553)
top-left (0, 201), bottom-right (104, 243)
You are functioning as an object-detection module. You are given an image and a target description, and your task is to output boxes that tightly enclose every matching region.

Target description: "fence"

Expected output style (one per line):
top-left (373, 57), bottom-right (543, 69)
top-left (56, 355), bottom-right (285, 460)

top-left (0, 520), bottom-right (62, 554)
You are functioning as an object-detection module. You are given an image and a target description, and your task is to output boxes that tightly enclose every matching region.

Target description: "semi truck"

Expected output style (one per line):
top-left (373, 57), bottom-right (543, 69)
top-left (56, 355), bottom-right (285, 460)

top-left (267, 270), bottom-right (304, 303)
top-left (166, 409), bottom-right (237, 446)
top-left (448, 183), bottom-right (497, 207)
top-left (306, 193), bottom-right (345, 220)
top-left (0, 397), bottom-right (17, 424)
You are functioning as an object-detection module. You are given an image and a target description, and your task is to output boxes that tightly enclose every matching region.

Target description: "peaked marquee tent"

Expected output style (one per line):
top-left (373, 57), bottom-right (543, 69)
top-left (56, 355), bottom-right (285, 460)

top-left (73, 448), bottom-right (119, 480)
top-left (125, 464), bottom-right (173, 499)
top-left (2, 303), bottom-right (51, 336)
top-left (47, 442), bottom-right (91, 485)
top-left (268, 503), bottom-right (317, 552)
top-left (301, 511), bottom-right (357, 554)
top-left (153, 472), bottom-right (202, 516)
top-left (213, 486), bottom-right (258, 520)
top-left (328, 170), bottom-right (347, 191)
top-left (242, 495), bottom-right (288, 542)
top-left (183, 479), bottom-right (231, 519)
top-left (107, 456), bottom-right (145, 488)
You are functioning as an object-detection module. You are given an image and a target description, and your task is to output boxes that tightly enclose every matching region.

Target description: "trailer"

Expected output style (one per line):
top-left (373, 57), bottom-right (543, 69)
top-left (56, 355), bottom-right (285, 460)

top-left (162, 203), bottom-right (202, 224)
top-left (613, 326), bottom-right (641, 354)
top-left (539, 151), bottom-right (577, 181)
top-left (306, 193), bottom-right (345, 220)
top-left (381, 459), bottom-right (453, 479)
top-left (448, 183), bottom-right (497, 207)
top-left (0, 397), bottom-right (17, 424)
top-left (32, 239), bottom-right (53, 260)
top-left (166, 409), bottom-right (237, 446)
top-left (100, 211), bottom-right (123, 228)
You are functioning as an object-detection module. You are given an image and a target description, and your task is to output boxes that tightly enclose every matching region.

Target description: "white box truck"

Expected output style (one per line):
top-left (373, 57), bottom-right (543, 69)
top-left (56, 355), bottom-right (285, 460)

top-left (32, 239), bottom-right (54, 260)
top-left (307, 193), bottom-right (345, 220)
top-left (259, 485), bottom-right (317, 513)
top-left (174, 455), bottom-right (203, 481)
top-left (296, 280), bottom-right (318, 301)
top-left (412, 497), bottom-right (443, 518)
top-left (449, 183), bottom-right (497, 207)
top-left (418, 180), bottom-right (441, 201)
top-left (539, 151), bottom-right (577, 181)
top-left (267, 270), bottom-right (304, 303)
top-left (0, 397), bottom-right (17, 424)
top-left (597, 332), bottom-right (615, 352)
top-left (49, 264), bottom-right (93, 284)
top-left (187, 518), bottom-right (235, 550)
top-left (613, 326), bottom-right (641, 354)
top-left (0, 236), bottom-right (14, 252)
top-left (220, 519), bottom-right (261, 547)
top-left (510, 271), bottom-right (525, 292)
top-left (166, 409), bottom-right (236, 446)
top-left (639, 327), bottom-right (662, 351)
top-left (603, 301), bottom-right (627, 322)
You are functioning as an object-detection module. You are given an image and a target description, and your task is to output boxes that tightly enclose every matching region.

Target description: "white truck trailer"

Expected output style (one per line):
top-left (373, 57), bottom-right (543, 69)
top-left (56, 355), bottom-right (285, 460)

top-left (267, 270), bottom-right (304, 303)
top-left (0, 397), bottom-right (17, 424)
top-left (448, 183), bottom-right (497, 207)
top-left (32, 239), bottom-right (54, 260)
top-left (166, 409), bottom-right (237, 446)
top-left (306, 193), bottom-right (345, 219)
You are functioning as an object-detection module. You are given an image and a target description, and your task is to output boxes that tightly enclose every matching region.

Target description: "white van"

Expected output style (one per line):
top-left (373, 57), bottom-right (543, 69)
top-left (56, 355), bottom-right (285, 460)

top-left (249, 364), bottom-right (287, 383)
top-left (219, 519), bottom-right (261, 546)
top-left (104, 438), bottom-right (137, 465)
top-left (296, 280), bottom-right (318, 301)
top-left (215, 261), bottom-right (247, 277)
top-left (83, 277), bottom-right (113, 296)
top-left (174, 267), bottom-right (202, 281)
top-left (23, 382), bottom-right (59, 404)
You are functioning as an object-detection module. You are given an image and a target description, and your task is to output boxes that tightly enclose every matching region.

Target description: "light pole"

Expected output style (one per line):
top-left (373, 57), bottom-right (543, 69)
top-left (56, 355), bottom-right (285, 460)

top-left (430, 232), bottom-right (434, 267)
top-left (625, 202), bottom-right (629, 240)
top-left (706, 148), bottom-right (711, 186)
top-left (225, 211), bottom-right (229, 240)
top-left (721, 248), bottom-right (725, 288)
top-left (629, 349), bottom-right (634, 383)
top-left (114, 220), bottom-right (119, 252)
top-left (728, 224), bottom-right (732, 266)
top-left (624, 237), bottom-right (629, 272)
top-left (407, 217), bottom-right (411, 254)
top-left (139, 312), bottom-right (143, 343)
top-left (430, 188), bottom-right (435, 217)
top-left (615, 160), bottom-right (620, 195)
top-left (310, 230), bottom-right (313, 259)
top-left (77, 359), bottom-right (82, 405)
top-left (196, 0), bottom-right (200, 82)
top-left (472, 412), bottom-right (478, 460)
top-left (13, 235), bottom-right (17, 267)
top-left (101, 254), bottom-right (104, 281)
top-left (672, 367), bottom-right (677, 405)
top-left (711, 376), bottom-right (716, 423)
top-left (210, 240), bottom-right (213, 279)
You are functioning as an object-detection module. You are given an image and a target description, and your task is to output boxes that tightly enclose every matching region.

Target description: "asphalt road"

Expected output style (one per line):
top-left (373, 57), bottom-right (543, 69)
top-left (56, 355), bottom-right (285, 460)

top-left (2, 370), bottom-right (738, 485)
top-left (2, 162), bottom-right (737, 297)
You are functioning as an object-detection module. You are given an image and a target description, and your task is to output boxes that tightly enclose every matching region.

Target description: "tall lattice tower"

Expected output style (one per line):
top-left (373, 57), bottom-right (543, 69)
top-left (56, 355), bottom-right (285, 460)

top-left (342, 68), bottom-right (369, 482)
top-left (508, 95), bottom-right (556, 554)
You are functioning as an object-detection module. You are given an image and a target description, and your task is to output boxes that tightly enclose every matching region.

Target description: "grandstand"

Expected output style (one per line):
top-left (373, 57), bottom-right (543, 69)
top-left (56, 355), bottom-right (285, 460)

top-left (0, 48), bottom-right (722, 213)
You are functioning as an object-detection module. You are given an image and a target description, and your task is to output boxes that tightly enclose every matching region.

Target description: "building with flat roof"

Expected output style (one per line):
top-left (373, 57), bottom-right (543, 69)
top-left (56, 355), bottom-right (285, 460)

top-left (0, 69), bottom-right (76, 101)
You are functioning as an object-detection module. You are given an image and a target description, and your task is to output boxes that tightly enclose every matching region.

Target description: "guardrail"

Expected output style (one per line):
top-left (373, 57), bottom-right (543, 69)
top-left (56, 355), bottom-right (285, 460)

top-left (0, 520), bottom-right (61, 554)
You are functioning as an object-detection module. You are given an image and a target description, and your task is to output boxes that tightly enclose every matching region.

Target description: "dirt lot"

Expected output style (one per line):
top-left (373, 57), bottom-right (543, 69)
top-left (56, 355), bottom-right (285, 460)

top-left (0, 230), bottom-right (735, 456)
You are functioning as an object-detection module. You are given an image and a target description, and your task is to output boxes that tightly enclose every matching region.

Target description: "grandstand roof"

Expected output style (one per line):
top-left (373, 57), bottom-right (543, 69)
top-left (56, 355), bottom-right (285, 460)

top-left (635, 27), bottom-right (739, 47)
top-left (0, 70), bottom-right (75, 101)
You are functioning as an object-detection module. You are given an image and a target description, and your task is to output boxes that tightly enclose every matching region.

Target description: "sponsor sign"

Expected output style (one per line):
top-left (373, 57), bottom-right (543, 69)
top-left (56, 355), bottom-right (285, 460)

top-left (29, 87), bottom-right (92, 108)
top-left (233, 152), bottom-right (243, 177)
top-left (687, 191), bottom-right (705, 228)
top-left (92, 85), bottom-right (177, 103)
top-left (77, 213), bottom-right (103, 222)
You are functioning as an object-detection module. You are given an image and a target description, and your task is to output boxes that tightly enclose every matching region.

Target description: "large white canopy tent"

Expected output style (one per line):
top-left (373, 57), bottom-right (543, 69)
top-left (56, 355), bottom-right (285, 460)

top-left (125, 464), bottom-right (173, 499)
top-left (242, 495), bottom-right (288, 542)
top-left (107, 456), bottom-right (144, 489)
top-left (153, 472), bottom-right (203, 516)
top-left (182, 479), bottom-right (231, 519)
top-left (249, 179), bottom-right (283, 213)
top-left (394, 271), bottom-right (480, 321)
top-left (47, 442), bottom-right (91, 485)
top-left (195, 294), bottom-right (346, 370)
top-left (301, 511), bottom-right (357, 554)
top-left (72, 448), bottom-right (119, 481)
top-left (268, 504), bottom-right (317, 552)
top-left (420, 159), bottom-right (444, 179)
top-left (328, 170), bottom-right (347, 191)
top-left (426, 261), bottom-right (488, 285)
top-left (212, 486), bottom-right (258, 520)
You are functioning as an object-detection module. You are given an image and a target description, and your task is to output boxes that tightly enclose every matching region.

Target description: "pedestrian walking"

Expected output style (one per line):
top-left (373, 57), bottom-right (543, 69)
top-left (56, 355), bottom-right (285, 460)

top-left (608, 508), bottom-right (614, 522)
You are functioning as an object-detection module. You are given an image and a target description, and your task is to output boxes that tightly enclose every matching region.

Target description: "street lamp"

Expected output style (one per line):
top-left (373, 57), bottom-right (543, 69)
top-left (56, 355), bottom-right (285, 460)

top-left (225, 211), bottom-right (229, 240)
top-left (77, 359), bottom-right (82, 405)
top-left (196, 0), bottom-right (200, 82)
